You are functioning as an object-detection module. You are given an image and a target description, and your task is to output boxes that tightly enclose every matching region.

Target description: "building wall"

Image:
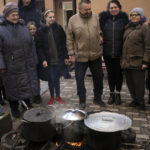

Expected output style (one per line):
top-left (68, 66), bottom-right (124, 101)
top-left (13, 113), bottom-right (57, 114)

top-left (91, 0), bottom-right (150, 20)
top-left (45, 0), bottom-right (54, 10)
top-left (0, 0), bottom-right (17, 14)
top-left (60, 0), bottom-right (150, 26)
top-left (0, 0), bottom-right (150, 24)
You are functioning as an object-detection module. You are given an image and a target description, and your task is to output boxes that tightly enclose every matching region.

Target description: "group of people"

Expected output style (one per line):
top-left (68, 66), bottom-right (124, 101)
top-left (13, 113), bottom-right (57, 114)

top-left (67, 0), bottom-right (150, 111)
top-left (0, 0), bottom-right (150, 118)
top-left (0, 0), bottom-right (71, 118)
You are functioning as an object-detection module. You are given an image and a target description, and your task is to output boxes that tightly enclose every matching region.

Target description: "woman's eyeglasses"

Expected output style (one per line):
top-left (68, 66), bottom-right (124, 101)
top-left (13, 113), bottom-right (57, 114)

top-left (130, 14), bottom-right (140, 17)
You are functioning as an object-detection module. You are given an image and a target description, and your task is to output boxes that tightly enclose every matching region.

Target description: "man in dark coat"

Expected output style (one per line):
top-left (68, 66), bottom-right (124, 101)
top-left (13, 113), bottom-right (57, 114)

top-left (18, 0), bottom-right (41, 28)
top-left (0, 2), bottom-right (39, 118)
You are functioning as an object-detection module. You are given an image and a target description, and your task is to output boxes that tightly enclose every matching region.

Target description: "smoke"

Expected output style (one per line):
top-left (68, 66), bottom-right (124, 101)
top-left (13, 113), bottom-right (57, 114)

top-left (46, 103), bottom-right (86, 134)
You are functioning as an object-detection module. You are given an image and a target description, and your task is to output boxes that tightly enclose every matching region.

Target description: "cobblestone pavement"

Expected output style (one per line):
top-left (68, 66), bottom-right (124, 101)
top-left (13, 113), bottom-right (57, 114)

top-left (1, 71), bottom-right (150, 149)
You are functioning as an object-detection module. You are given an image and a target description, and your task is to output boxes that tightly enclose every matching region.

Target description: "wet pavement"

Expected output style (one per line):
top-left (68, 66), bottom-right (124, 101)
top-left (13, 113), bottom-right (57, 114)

top-left (1, 71), bottom-right (150, 149)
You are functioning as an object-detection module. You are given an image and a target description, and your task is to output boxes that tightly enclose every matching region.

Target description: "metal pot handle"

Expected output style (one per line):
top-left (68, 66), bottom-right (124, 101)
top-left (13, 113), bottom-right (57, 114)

top-left (102, 116), bottom-right (114, 122)
top-left (22, 119), bottom-right (29, 123)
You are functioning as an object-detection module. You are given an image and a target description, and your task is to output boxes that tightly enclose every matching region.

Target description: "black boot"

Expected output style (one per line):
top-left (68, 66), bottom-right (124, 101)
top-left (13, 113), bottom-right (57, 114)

top-left (9, 101), bottom-right (21, 118)
top-left (115, 93), bottom-right (121, 105)
top-left (128, 100), bottom-right (138, 107)
top-left (138, 101), bottom-right (146, 111)
top-left (108, 93), bottom-right (115, 105)
top-left (79, 102), bottom-right (86, 109)
top-left (94, 97), bottom-right (105, 106)
top-left (79, 95), bottom-right (86, 109)
top-left (33, 95), bottom-right (42, 104)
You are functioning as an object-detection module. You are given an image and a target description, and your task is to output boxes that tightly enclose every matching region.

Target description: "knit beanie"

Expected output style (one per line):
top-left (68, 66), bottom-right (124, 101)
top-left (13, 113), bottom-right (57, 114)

top-left (3, 2), bottom-right (19, 17)
top-left (130, 8), bottom-right (144, 19)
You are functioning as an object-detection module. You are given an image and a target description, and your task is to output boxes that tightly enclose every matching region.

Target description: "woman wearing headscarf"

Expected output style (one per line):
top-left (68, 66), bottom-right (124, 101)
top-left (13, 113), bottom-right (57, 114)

top-left (99, 0), bottom-right (129, 105)
top-left (121, 8), bottom-right (150, 110)
top-left (0, 2), bottom-right (39, 117)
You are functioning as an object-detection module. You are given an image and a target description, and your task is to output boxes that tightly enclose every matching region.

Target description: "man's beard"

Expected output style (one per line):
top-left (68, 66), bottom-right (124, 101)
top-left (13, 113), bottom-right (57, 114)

top-left (80, 12), bottom-right (92, 18)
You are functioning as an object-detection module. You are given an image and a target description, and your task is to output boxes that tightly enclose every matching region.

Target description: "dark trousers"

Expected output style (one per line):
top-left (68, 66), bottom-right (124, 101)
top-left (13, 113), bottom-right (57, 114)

top-left (75, 57), bottom-right (103, 103)
top-left (146, 66), bottom-right (150, 90)
top-left (104, 58), bottom-right (123, 92)
top-left (48, 64), bottom-right (60, 97)
top-left (125, 69), bottom-right (145, 104)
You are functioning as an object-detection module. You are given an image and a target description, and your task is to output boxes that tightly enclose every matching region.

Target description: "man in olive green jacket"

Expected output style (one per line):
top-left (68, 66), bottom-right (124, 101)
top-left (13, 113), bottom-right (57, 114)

top-left (67, 0), bottom-right (104, 109)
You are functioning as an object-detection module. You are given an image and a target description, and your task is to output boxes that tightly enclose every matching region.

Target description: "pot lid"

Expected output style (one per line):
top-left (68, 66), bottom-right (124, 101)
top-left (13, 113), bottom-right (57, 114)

top-left (84, 111), bottom-right (132, 132)
top-left (61, 109), bottom-right (87, 121)
top-left (23, 107), bottom-right (55, 122)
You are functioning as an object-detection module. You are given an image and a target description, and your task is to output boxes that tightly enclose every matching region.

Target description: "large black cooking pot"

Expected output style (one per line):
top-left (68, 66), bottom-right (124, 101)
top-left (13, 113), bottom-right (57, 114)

top-left (22, 106), bottom-right (56, 142)
top-left (60, 109), bottom-right (87, 142)
top-left (84, 111), bottom-right (132, 150)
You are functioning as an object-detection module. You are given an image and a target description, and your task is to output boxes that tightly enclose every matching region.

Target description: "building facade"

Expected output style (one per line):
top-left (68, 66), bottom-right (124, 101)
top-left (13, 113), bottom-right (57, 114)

top-left (0, 0), bottom-right (150, 28)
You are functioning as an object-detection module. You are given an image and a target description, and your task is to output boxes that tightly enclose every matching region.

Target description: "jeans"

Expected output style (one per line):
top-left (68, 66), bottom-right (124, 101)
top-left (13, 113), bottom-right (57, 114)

top-left (104, 58), bottom-right (123, 92)
top-left (48, 64), bottom-right (60, 97)
top-left (75, 57), bottom-right (103, 103)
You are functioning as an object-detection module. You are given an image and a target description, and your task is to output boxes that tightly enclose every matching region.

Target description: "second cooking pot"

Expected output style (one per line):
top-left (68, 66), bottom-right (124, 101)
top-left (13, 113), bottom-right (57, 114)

top-left (61, 109), bottom-right (87, 142)
top-left (22, 106), bottom-right (56, 142)
top-left (84, 111), bottom-right (132, 150)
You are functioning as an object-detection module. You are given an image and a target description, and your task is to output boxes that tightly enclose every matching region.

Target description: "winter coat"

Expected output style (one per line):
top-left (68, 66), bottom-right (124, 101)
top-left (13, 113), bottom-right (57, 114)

top-left (35, 22), bottom-right (69, 80)
top-left (0, 17), bottom-right (39, 101)
top-left (0, 77), bottom-right (3, 87)
top-left (18, 0), bottom-right (41, 28)
top-left (67, 13), bottom-right (103, 62)
top-left (99, 11), bottom-right (129, 58)
top-left (121, 23), bottom-right (150, 69)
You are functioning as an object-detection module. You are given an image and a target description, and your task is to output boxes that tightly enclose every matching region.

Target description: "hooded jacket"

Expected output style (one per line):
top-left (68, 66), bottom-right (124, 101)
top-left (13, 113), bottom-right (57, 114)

top-left (18, 0), bottom-right (41, 27)
top-left (121, 23), bottom-right (150, 69)
top-left (99, 11), bottom-right (129, 58)
top-left (0, 17), bottom-right (39, 101)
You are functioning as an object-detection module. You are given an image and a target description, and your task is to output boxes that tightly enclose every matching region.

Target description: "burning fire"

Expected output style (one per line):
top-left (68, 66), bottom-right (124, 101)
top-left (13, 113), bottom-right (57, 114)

top-left (56, 141), bottom-right (59, 147)
top-left (66, 141), bottom-right (83, 147)
top-left (56, 141), bottom-right (83, 147)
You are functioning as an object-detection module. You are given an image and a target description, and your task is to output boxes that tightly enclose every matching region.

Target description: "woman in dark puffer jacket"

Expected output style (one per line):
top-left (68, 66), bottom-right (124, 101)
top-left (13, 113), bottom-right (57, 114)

top-left (99, 0), bottom-right (128, 105)
top-left (0, 2), bottom-right (39, 118)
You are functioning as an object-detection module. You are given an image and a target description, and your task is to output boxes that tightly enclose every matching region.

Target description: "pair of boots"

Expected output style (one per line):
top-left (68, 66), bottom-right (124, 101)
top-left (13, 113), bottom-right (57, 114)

top-left (108, 92), bottom-right (121, 105)
top-left (0, 86), bottom-right (6, 105)
top-left (129, 100), bottom-right (145, 111)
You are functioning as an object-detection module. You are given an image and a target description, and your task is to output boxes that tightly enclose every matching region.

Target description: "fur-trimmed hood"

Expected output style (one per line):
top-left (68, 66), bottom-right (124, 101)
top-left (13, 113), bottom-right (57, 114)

top-left (18, 0), bottom-right (36, 11)
top-left (99, 11), bottom-right (128, 28)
